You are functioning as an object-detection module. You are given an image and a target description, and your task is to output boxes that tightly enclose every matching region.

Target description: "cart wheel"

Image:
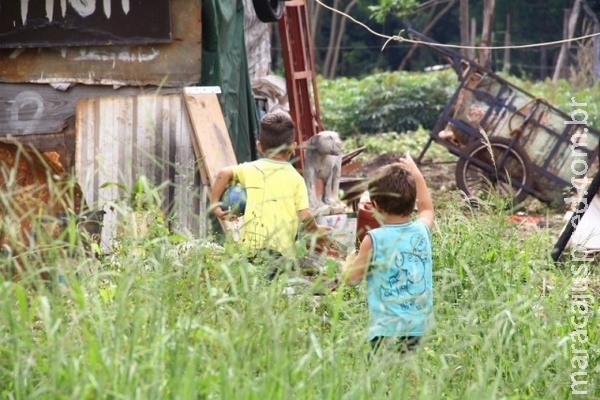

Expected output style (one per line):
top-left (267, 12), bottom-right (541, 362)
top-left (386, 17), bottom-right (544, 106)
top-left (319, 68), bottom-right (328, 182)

top-left (252, 0), bottom-right (284, 22)
top-left (455, 137), bottom-right (533, 206)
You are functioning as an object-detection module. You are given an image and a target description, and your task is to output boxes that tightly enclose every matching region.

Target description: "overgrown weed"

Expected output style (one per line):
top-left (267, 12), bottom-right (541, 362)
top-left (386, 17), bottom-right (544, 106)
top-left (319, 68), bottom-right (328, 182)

top-left (0, 175), bottom-right (598, 399)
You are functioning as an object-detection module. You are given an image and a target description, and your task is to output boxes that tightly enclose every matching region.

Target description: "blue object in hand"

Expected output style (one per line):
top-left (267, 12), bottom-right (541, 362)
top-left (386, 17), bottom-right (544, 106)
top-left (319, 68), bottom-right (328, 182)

top-left (220, 185), bottom-right (247, 216)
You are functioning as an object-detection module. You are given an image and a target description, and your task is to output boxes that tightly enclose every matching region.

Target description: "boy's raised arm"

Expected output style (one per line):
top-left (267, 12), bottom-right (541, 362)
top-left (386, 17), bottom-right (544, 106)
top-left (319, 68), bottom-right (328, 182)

top-left (400, 154), bottom-right (434, 231)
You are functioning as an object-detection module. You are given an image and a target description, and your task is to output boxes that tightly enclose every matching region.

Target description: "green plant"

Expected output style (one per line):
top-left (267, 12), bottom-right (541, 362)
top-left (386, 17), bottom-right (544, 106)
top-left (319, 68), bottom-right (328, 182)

top-left (1, 188), bottom-right (598, 398)
top-left (319, 70), bottom-right (456, 136)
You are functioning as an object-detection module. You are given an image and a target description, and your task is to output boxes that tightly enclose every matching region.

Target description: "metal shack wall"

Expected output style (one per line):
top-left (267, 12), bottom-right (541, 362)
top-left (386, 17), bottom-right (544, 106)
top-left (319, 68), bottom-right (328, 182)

top-left (76, 94), bottom-right (203, 249)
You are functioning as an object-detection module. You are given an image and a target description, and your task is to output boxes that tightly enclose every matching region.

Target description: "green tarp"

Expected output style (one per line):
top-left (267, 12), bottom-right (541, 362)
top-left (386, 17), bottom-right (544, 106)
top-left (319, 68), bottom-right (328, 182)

top-left (200, 0), bottom-right (259, 236)
top-left (201, 0), bottom-right (259, 163)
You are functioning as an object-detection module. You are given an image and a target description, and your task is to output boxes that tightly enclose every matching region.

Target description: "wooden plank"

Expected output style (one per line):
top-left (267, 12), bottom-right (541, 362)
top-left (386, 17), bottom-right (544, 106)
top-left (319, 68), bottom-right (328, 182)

top-left (0, 83), bottom-right (178, 136)
top-left (0, 0), bottom-right (201, 87)
top-left (76, 93), bottom-right (203, 249)
top-left (0, 0), bottom-right (171, 48)
top-left (182, 91), bottom-right (238, 197)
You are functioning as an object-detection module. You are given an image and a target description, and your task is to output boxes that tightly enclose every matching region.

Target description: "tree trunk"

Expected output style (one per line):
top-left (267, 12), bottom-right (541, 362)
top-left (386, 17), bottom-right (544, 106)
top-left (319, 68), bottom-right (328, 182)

top-left (308, 0), bottom-right (323, 66)
top-left (470, 17), bottom-right (477, 58)
top-left (553, 0), bottom-right (582, 83)
top-left (479, 0), bottom-right (496, 69)
top-left (327, 0), bottom-right (358, 78)
top-left (459, 0), bottom-right (472, 59)
top-left (541, 45), bottom-right (548, 79)
top-left (398, 0), bottom-right (458, 70)
top-left (502, 14), bottom-right (510, 73)
top-left (322, 0), bottom-right (341, 78)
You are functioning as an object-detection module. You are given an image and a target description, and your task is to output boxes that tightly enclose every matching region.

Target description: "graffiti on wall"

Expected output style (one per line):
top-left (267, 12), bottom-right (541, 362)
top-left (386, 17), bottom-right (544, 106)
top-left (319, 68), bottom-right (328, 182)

top-left (0, 0), bottom-right (171, 48)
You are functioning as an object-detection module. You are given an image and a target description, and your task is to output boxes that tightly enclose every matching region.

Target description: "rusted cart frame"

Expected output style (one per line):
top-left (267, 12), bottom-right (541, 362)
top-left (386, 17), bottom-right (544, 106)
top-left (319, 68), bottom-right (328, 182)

top-left (411, 29), bottom-right (600, 207)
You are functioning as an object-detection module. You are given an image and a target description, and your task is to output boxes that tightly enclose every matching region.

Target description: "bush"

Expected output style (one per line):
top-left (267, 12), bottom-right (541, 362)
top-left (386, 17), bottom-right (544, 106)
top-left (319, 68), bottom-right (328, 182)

top-left (319, 70), bottom-right (600, 137)
top-left (319, 70), bottom-right (456, 136)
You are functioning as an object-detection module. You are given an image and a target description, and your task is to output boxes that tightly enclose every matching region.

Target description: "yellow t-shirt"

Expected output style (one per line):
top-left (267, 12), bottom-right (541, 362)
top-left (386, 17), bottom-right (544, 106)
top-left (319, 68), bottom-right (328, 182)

top-left (232, 158), bottom-right (309, 257)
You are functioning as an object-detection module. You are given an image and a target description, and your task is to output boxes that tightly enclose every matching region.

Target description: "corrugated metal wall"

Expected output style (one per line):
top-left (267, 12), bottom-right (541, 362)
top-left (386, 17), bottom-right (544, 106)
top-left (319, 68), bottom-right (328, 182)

top-left (76, 93), bottom-right (206, 250)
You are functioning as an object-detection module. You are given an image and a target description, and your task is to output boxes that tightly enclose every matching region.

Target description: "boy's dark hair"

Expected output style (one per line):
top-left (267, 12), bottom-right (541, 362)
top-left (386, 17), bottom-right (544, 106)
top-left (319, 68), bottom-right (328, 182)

top-left (259, 112), bottom-right (296, 154)
top-left (368, 163), bottom-right (416, 216)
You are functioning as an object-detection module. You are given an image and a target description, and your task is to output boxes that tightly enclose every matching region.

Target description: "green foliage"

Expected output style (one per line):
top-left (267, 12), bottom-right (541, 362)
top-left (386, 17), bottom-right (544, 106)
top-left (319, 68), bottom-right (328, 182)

top-left (319, 70), bottom-right (455, 136)
top-left (368, 0), bottom-right (419, 24)
top-left (1, 194), bottom-right (598, 398)
top-left (342, 128), bottom-right (454, 162)
top-left (320, 70), bottom-right (600, 137)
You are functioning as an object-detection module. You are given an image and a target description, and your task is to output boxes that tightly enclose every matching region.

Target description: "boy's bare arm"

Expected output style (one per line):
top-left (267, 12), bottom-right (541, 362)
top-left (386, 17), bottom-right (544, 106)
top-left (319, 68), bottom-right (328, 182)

top-left (341, 235), bottom-right (373, 285)
top-left (400, 154), bottom-right (434, 230)
top-left (298, 209), bottom-right (332, 234)
top-left (211, 167), bottom-right (234, 220)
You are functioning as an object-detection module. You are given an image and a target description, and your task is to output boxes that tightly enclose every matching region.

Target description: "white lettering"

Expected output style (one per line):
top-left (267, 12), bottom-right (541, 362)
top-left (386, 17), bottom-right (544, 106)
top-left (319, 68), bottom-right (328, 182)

top-left (103, 0), bottom-right (111, 19)
top-left (69, 0), bottom-right (95, 17)
top-left (571, 159), bottom-right (588, 176)
top-left (571, 371), bottom-right (588, 394)
top-left (570, 131), bottom-right (588, 156)
top-left (9, 91), bottom-right (45, 134)
top-left (21, 0), bottom-right (29, 24)
top-left (564, 197), bottom-right (588, 214)
top-left (24, 0), bottom-right (130, 22)
top-left (571, 315), bottom-right (588, 329)
top-left (571, 355), bottom-right (588, 370)
top-left (46, 0), bottom-right (54, 22)
top-left (570, 330), bottom-right (589, 344)
top-left (571, 300), bottom-right (590, 315)
top-left (73, 47), bottom-right (160, 63)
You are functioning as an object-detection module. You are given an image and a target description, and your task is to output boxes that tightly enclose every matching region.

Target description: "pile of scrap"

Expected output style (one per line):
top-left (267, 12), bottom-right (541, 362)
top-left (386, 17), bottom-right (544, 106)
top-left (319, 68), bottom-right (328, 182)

top-left (0, 141), bottom-right (102, 280)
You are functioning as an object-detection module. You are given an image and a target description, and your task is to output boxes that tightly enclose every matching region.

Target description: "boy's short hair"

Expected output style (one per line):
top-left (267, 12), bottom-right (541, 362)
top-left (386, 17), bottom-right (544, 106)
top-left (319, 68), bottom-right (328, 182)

top-left (368, 163), bottom-right (416, 216)
top-left (259, 112), bottom-right (296, 154)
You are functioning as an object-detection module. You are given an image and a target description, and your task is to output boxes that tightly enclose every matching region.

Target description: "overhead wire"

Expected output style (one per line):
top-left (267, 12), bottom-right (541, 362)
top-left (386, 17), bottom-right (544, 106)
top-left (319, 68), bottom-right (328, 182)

top-left (313, 0), bottom-right (600, 52)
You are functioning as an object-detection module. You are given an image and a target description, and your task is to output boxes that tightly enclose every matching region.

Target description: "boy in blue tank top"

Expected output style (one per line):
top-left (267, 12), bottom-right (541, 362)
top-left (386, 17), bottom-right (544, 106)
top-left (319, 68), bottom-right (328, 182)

top-left (342, 154), bottom-right (434, 355)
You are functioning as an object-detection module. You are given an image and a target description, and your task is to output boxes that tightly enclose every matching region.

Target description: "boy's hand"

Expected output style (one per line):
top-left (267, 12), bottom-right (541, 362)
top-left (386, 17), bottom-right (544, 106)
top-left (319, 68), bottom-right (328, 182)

top-left (317, 224), bottom-right (333, 236)
top-left (212, 205), bottom-right (238, 222)
top-left (341, 249), bottom-right (357, 272)
top-left (399, 152), bottom-right (421, 174)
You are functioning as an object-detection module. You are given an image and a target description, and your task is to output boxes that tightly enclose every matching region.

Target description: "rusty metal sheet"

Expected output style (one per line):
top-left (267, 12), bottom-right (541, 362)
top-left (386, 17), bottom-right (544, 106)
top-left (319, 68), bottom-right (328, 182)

top-left (0, 140), bottom-right (85, 277)
top-left (76, 93), bottom-right (204, 249)
top-left (0, 0), bottom-right (201, 87)
top-left (0, 83), bottom-right (178, 136)
top-left (0, 0), bottom-right (171, 48)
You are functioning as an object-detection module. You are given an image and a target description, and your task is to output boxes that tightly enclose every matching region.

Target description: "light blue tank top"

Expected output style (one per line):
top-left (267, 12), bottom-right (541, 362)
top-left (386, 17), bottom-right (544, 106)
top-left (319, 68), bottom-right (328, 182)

top-left (366, 220), bottom-right (434, 339)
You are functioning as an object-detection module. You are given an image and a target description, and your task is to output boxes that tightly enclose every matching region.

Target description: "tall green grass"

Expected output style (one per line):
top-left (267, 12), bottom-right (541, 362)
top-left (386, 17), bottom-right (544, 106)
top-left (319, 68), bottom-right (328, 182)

top-left (1, 193), bottom-right (597, 399)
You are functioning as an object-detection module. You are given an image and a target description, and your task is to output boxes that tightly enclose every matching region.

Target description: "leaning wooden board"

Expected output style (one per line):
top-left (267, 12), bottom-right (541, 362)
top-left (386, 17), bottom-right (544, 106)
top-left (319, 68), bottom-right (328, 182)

top-left (75, 93), bottom-right (203, 249)
top-left (182, 88), bottom-right (238, 195)
top-left (182, 88), bottom-right (238, 233)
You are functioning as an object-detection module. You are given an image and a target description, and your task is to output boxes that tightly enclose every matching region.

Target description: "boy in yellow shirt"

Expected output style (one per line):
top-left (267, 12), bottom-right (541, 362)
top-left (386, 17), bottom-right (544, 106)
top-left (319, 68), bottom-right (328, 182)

top-left (211, 112), bottom-right (330, 279)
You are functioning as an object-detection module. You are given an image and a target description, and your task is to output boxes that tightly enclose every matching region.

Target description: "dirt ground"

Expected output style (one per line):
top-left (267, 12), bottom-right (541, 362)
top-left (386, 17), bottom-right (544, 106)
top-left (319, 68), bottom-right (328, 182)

top-left (347, 151), bottom-right (600, 296)
top-left (346, 150), bottom-right (568, 233)
top-left (348, 151), bottom-right (456, 192)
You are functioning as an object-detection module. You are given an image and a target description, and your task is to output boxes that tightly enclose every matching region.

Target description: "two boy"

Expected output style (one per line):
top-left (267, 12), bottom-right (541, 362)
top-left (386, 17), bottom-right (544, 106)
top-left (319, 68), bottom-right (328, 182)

top-left (212, 111), bottom-right (435, 354)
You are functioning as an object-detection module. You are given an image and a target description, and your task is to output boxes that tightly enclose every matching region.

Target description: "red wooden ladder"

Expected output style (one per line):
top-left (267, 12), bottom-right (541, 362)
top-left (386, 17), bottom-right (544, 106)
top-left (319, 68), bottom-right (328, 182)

top-left (278, 0), bottom-right (324, 169)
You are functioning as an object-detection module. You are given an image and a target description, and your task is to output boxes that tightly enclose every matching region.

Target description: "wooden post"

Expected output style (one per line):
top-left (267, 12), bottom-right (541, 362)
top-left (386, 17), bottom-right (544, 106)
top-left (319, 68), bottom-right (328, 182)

top-left (479, 0), bottom-right (496, 69)
top-left (595, 35), bottom-right (600, 84)
top-left (541, 46), bottom-right (548, 80)
top-left (470, 17), bottom-right (477, 61)
top-left (553, 0), bottom-right (583, 83)
top-left (502, 14), bottom-right (511, 73)
top-left (459, 0), bottom-right (472, 59)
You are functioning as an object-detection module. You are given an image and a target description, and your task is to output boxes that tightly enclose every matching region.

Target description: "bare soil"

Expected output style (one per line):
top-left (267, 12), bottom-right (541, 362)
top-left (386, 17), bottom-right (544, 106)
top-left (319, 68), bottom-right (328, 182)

top-left (347, 150), bottom-right (567, 232)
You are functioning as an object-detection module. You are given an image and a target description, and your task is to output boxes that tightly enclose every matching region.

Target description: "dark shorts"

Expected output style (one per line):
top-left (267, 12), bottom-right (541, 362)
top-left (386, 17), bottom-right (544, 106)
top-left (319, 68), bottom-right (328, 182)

top-left (369, 336), bottom-right (421, 357)
top-left (248, 249), bottom-right (290, 281)
top-left (249, 249), bottom-right (325, 281)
